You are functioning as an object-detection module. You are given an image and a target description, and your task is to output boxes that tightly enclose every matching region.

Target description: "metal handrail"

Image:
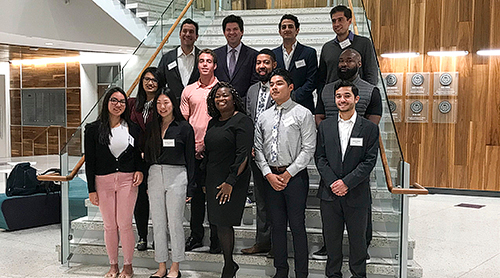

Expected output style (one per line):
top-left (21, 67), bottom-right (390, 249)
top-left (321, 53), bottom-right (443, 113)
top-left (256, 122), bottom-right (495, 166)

top-left (37, 0), bottom-right (194, 182)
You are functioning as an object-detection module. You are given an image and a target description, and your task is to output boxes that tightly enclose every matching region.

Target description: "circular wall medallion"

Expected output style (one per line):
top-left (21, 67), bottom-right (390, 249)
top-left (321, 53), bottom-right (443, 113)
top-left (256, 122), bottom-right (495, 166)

top-left (411, 73), bottom-right (425, 86)
top-left (388, 100), bottom-right (397, 113)
top-left (385, 74), bottom-right (398, 87)
top-left (439, 73), bottom-right (453, 86)
top-left (410, 100), bottom-right (424, 113)
top-left (438, 100), bottom-right (452, 114)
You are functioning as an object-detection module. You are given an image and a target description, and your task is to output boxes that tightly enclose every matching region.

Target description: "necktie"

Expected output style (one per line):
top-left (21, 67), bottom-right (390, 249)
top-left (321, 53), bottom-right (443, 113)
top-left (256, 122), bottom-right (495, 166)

top-left (255, 84), bottom-right (268, 121)
top-left (228, 48), bottom-right (236, 78)
top-left (270, 106), bottom-right (282, 163)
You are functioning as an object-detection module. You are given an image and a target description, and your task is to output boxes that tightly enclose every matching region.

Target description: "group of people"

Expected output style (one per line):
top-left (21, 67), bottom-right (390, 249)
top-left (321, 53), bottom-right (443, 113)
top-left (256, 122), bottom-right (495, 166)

top-left (84, 4), bottom-right (382, 278)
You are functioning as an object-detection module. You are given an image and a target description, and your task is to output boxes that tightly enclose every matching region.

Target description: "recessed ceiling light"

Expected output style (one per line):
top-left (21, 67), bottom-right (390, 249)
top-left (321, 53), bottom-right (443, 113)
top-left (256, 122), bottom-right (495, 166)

top-left (427, 51), bottom-right (468, 57)
top-left (380, 52), bottom-right (420, 58)
top-left (477, 49), bottom-right (500, 56)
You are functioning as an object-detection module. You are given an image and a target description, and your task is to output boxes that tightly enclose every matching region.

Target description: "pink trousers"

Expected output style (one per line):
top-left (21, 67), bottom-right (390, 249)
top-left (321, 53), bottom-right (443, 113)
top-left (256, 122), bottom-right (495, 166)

top-left (95, 172), bottom-right (138, 265)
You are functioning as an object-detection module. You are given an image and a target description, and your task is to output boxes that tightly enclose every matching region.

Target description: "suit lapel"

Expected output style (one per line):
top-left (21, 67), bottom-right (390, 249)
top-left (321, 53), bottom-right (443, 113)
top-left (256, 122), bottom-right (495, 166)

top-left (188, 47), bottom-right (200, 82)
top-left (275, 47), bottom-right (285, 69)
top-left (220, 46), bottom-right (230, 79)
top-left (231, 43), bottom-right (247, 80)
top-left (170, 47), bottom-right (181, 80)
top-left (343, 116), bottom-right (364, 159)
top-left (289, 42), bottom-right (304, 72)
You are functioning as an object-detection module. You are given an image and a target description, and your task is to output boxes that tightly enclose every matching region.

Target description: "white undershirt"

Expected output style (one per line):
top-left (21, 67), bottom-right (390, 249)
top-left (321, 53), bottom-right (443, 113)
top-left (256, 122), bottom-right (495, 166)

top-left (109, 121), bottom-right (129, 158)
top-left (282, 41), bottom-right (298, 70)
top-left (177, 47), bottom-right (195, 87)
top-left (338, 111), bottom-right (357, 161)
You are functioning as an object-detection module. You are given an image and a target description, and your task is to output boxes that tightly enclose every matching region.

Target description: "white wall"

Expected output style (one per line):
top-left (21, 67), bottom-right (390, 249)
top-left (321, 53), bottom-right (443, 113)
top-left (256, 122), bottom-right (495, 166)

top-left (0, 0), bottom-right (139, 49)
top-left (80, 64), bottom-right (99, 124)
top-left (0, 62), bottom-right (10, 158)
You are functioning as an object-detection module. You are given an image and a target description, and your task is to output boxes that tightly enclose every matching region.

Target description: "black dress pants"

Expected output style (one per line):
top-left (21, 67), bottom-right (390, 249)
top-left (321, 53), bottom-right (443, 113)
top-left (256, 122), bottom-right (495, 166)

top-left (320, 198), bottom-right (369, 278)
top-left (267, 169), bottom-right (309, 278)
top-left (134, 173), bottom-right (149, 240)
top-left (189, 158), bottom-right (217, 243)
top-left (250, 159), bottom-right (271, 248)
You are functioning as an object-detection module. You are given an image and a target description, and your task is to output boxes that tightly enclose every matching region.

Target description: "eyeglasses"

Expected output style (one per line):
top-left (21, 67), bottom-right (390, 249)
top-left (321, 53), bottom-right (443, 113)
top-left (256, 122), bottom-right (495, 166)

top-left (143, 77), bottom-right (158, 84)
top-left (110, 97), bottom-right (127, 105)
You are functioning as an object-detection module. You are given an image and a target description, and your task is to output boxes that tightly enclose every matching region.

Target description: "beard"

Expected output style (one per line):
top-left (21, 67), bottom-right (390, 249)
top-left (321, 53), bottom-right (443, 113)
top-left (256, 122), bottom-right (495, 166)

top-left (258, 72), bottom-right (272, 83)
top-left (337, 66), bottom-right (359, 81)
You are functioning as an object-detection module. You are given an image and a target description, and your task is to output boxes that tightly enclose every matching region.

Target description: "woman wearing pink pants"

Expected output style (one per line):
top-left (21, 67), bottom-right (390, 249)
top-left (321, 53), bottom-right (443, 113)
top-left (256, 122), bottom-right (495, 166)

top-left (85, 87), bottom-right (144, 278)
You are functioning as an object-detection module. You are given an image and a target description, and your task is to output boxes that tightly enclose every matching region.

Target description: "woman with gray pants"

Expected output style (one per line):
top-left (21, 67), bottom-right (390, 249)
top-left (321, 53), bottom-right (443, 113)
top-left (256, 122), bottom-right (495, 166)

top-left (144, 88), bottom-right (196, 278)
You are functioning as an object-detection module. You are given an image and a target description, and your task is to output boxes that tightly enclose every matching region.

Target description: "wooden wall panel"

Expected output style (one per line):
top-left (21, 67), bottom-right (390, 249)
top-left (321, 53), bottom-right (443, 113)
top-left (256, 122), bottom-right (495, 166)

top-left (10, 62), bottom-right (80, 157)
top-left (10, 65), bottom-right (20, 89)
top-left (364, 0), bottom-right (500, 191)
top-left (21, 63), bottom-right (65, 88)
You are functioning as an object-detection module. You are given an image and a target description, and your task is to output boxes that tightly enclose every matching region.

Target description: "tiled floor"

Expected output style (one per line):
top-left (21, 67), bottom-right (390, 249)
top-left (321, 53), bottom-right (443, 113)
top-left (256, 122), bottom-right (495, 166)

top-left (1, 157), bottom-right (499, 277)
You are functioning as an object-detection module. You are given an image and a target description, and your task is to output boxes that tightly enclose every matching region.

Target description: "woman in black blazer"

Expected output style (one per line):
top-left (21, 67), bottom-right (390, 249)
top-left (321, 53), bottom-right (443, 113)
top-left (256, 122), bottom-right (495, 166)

top-left (85, 87), bottom-right (144, 278)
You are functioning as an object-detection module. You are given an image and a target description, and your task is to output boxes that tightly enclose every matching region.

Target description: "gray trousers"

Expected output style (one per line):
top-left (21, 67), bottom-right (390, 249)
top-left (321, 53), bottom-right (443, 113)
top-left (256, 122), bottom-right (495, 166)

top-left (148, 164), bottom-right (187, 263)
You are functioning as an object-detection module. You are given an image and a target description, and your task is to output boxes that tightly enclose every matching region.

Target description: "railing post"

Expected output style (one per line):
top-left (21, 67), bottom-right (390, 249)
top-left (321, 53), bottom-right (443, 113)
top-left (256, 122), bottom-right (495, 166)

top-left (60, 152), bottom-right (70, 265)
top-left (399, 161), bottom-right (410, 277)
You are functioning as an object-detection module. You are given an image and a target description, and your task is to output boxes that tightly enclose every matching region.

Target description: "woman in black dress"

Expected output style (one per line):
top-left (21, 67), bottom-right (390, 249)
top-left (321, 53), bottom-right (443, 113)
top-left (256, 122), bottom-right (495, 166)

top-left (204, 82), bottom-right (254, 278)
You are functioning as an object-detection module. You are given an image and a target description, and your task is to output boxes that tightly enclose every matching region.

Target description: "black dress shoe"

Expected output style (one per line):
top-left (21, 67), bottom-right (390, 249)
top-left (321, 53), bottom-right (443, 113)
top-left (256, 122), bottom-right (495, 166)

top-left (221, 262), bottom-right (238, 278)
top-left (311, 245), bottom-right (327, 260)
top-left (137, 238), bottom-right (147, 251)
top-left (185, 236), bottom-right (203, 251)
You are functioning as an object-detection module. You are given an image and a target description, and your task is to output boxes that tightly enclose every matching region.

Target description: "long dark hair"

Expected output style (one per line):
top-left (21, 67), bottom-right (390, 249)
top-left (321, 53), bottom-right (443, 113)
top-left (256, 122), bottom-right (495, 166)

top-left (206, 82), bottom-right (246, 118)
top-left (97, 86), bottom-right (131, 145)
top-left (136, 67), bottom-right (162, 112)
top-left (144, 87), bottom-right (184, 163)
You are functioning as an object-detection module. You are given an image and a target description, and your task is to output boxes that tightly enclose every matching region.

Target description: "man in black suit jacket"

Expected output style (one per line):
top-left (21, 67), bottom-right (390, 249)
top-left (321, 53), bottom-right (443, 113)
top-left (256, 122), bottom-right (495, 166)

top-left (315, 80), bottom-right (379, 278)
top-left (273, 14), bottom-right (317, 112)
top-left (158, 18), bottom-right (200, 101)
top-left (214, 14), bottom-right (258, 100)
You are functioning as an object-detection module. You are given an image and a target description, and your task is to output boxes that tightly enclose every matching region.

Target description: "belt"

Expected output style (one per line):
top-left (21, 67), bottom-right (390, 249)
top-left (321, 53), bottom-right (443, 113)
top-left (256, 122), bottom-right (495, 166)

top-left (270, 166), bottom-right (289, 174)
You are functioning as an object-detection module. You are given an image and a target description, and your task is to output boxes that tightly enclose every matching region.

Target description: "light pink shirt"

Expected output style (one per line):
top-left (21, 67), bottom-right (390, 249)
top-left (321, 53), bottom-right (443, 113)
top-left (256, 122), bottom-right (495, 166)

top-left (180, 77), bottom-right (218, 153)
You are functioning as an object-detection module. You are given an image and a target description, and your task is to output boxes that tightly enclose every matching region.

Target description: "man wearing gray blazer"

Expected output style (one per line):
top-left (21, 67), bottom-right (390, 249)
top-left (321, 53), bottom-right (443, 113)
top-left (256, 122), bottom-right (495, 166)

top-left (241, 49), bottom-right (277, 255)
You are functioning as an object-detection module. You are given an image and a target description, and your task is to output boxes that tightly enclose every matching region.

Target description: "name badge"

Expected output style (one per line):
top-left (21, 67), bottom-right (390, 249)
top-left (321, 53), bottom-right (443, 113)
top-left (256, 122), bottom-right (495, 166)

top-left (283, 117), bottom-right (295, 127)
top-left (339, 39), bottom-right (352, 49)
top-left (168, 61), bottom-right (177, 70)
top-left (295, 59), bottom-right (306, 69)
top-left (128, 135), bottom-right (135, 147)
top-left (163, 139), bottom-right (175, 147)
top-left (350, 137), bottom-right (363, 147)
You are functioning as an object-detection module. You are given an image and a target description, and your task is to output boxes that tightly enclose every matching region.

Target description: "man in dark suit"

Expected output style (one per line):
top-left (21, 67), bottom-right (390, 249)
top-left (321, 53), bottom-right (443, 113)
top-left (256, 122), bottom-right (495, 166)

top-left (315, 80), bottom-right (379, 278)
top-left (272, 14), bottom-right (317, 112)
top-left (214, 14), bottom-right (258, 100)
top-left (158, 18), bottom-right (200, 101)
top-left (241, 48), bottom-right (277, 255)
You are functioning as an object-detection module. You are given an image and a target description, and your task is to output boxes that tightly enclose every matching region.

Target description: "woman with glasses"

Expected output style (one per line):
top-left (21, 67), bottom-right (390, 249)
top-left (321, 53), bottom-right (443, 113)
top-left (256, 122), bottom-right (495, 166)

top-left (204, 82), bottom-right (254, 278)
top-left (128, 67), bottom-right (163, 251)
top-left (144, 87), bottom-right (195, 278)
top-left (85, 87), bottom-right (144, 278)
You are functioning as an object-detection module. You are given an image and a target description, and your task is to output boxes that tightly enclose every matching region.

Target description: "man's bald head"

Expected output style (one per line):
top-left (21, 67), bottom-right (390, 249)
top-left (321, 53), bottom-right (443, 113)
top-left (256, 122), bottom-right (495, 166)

top-left (340, 48), bottom-right (362, 66)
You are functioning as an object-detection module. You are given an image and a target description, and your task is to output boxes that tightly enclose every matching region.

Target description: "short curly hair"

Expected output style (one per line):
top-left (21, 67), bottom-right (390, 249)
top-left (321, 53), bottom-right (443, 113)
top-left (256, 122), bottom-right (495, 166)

top-left (207, 82), bottom-right (246, 118)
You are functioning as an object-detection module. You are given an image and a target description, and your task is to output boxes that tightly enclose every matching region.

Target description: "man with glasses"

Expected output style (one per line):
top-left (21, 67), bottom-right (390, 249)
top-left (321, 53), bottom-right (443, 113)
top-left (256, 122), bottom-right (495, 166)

top-left (317, 5), bottom-right (378, 95)
top-left (158, 18), bottom-right (200, 102)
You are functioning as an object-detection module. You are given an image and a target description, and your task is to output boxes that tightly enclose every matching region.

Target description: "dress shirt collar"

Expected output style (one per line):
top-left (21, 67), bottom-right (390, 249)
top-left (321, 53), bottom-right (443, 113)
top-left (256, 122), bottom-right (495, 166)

top-left (338, 110), bottom-right (357, 124)
top-left (196, 76), bottom-right (218, 89)
top-left (227, 43), bottom-right (242, 54)
top-left (260, 81), bottom-right (270, 91)
top-left (334, 31), bottom-right (355, 43)
top-left (281, 41), bottom-right (298, 54)
top-left (177, 46), bottom-right (195, 58)
top-left (276, 97), bottom-right (293, 110)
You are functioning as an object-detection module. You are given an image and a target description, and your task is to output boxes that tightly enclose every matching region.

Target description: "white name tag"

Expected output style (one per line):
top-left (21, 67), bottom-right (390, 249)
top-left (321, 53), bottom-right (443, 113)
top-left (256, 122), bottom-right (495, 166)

top-left (163, 139), bottom-right (175, 147)
top-left (350, 137), bottom-right (363, 147)
top-left (339, 39), bottom-right (352, 49)
top-left (168, 61), bottom-right (177, 70)
top-left (295, 59), bottom-right (306, 68)
top-left (283, 117), bottom-right (295, 127)
top-left (128, 135), bottom-right (135, 147)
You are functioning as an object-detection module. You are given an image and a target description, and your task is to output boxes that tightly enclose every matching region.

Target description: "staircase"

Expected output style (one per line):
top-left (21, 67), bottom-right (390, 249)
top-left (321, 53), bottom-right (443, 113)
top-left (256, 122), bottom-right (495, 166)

top-left (58, 5), bottom-right (422, 278)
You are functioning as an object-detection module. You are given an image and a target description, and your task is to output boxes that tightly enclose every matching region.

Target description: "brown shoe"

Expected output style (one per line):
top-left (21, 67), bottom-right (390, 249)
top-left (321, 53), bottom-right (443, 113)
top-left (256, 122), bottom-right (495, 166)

top-left (241, 244), bottom-right (271, 255)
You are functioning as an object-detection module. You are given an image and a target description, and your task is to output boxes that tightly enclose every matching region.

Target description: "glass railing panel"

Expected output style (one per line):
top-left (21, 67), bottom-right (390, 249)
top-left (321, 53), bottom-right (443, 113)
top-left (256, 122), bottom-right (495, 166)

top-left (59, 0), bottom-right (216, 265)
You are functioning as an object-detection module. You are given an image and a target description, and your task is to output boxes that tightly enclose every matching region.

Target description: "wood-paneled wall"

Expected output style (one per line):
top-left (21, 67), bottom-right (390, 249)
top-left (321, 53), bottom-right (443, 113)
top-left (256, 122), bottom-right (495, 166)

top-left (364, 0), bottom-right (500, 191)
top-left (10, 62), bottom-right (81, 157)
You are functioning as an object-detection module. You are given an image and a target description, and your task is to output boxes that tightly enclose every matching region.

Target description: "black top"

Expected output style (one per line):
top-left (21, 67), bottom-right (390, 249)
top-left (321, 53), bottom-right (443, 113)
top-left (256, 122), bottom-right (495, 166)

top-left (315, 86), bottom-right (382, 116)
top-left (84, 120), bottom-right (144, 193)
top-left (203, 112), bottom-right (254, 226)
top-left (149, 120), bottom-right (196, 197)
